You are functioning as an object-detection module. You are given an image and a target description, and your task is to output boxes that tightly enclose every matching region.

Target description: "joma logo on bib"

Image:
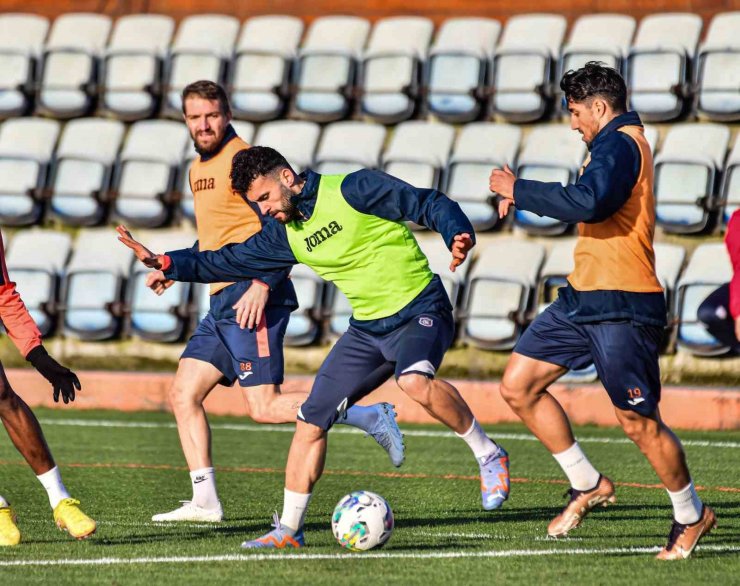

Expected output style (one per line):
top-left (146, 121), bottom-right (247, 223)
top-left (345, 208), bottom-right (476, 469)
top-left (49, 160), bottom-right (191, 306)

top-left (304, 221), bottom-right (343, 252)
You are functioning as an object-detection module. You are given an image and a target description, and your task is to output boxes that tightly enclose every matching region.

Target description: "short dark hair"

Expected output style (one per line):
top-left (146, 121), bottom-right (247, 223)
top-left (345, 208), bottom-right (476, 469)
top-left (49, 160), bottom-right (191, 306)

top-left (560, 61), bottom-right (627, 113)
top-left (231, 146), bottom-right (292, 195)
top-left (181, 80), bottom-right (231, 117)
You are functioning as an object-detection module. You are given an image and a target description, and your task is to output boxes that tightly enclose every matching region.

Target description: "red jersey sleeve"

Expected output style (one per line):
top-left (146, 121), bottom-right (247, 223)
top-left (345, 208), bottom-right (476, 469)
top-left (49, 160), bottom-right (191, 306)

top-left (0, 234), bottom-right (42, 357)
top-left (725, 210), bottom-right (740, 319)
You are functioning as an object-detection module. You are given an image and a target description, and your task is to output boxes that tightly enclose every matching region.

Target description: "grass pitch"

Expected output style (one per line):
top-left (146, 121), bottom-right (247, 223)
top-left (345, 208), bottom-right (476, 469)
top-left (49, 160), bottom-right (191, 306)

top-left (0, 408), bottom-right (738, 585)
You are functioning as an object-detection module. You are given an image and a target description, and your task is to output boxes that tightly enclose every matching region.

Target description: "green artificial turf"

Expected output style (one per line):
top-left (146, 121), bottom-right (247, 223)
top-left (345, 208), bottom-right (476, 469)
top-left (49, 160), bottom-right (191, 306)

top-left (0, 408), bottom-right (737, 585)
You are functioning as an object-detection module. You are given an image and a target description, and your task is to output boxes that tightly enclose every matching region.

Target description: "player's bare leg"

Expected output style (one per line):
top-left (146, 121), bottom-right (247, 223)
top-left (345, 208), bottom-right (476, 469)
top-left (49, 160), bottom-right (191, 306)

top-left (153, 357), bottom-right (225, 522)
top-left (500, 353), bottom-right (612, 536)
top-left (243, 384), bottom-right (307, 424)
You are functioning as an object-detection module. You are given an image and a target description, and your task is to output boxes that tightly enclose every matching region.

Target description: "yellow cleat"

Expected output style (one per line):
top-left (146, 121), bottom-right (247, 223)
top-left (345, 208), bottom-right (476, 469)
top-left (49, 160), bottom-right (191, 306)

top-left (0, 506), bottom-right (20, 546)
top-left (53, 498), bottom-right (96, 540)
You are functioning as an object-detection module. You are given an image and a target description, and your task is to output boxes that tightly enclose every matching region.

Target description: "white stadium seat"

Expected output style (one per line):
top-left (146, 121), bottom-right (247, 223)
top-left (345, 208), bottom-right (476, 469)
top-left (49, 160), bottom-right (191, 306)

top-left (163, 14), bottom-right (240, 117)
top-left (653, 123), bottom-right (729, 233)
top-left (0, 117), bottom-right (59, 225)
top-left (696, 12), bottom-right (740, 121)
top-left (463, 238), bottom-right (545, 350)
top-left (128, 229), bottom-right (195, 341)
top-left (627, 13), bottom-right (703, 121)
top-left (101, 14), bottom-right (175, 121)
top-left (361, 16), bottom-right (434, 123)
top-left (382, 121), bottom-right (455, 191)
top-left (560, 14), bottom-right (635, 75)
top-left (492, 14), bottom-right (567, 122)
top-left (416, 235), bottom-right (468, 307)
top-left (49, 118), bottom-right (125, 225)
top-left (230, 15), bottom-right (304, 121)
top-left (653, 242), bottom-right (687, 324)
top-left (254, 120), bottom-right (320, 172)
top-left (513, 125), bottom-right (587, 235)
top-left (285, 264), bottom-right (327, 346)
top-left (445, 122), bottom-right (521, 231)
top-left (0, 14), bottom-right (49, 117)
top-left (720, 134), bottom-right (740, 225)
top-left (63, 228), bottom-right (133, 340)
top-left (314, 121), bottom-right (386, 175)
top-left (6, 229), bottom-right (71, 336)
top-left (113, 120), bottom-right (190, 227)
top-left (426, 17), bottom-right (501, 123)
top-left (37, 13), bottom-right (111, 118)
top-left (676, 243), bottom-right (733, 355)
top-left (292, 16), bottom-right (370, 122)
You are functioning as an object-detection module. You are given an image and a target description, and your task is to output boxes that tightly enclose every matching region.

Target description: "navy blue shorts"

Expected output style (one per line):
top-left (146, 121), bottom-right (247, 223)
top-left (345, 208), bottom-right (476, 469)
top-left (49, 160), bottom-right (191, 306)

top-left (299, 311), bottom-right (455, 430)
top-left (514, 301), bottom-right (662, 416)
top-left (181, 283), bottom-right (290, 388)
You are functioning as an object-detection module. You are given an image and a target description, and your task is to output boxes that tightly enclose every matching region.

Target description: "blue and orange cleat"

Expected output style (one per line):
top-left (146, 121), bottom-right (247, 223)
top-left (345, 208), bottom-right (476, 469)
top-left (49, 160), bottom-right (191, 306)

top-left (479, 445), bottom-right (510, 510)
top-left (241, 513), bottom-right (305, 549)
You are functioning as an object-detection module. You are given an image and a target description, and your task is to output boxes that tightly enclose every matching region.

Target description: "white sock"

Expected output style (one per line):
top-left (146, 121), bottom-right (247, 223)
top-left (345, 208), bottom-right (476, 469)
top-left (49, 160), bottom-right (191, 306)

top-left (553, 442), bottom-right (601, 491)
top-left (667, 482), bottom-right (702, 525)
top-left (36, 466), bottom-right (71, 509)
top-left (456, 419), bottom-right (498, 460)
top-left (337, 404), bottom-right (377, 433)
top-left (190, 467), bottom-right (220, 509)
top-left (0, 495), bottom-right (8, 508)
top-left (280, 488), bottom-right (312, 535)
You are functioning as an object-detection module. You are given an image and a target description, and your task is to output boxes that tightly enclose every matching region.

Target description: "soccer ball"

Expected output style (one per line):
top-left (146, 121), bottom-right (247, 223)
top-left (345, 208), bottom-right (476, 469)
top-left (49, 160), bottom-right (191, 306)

top-left (331, 491), bottom-right (394, 551)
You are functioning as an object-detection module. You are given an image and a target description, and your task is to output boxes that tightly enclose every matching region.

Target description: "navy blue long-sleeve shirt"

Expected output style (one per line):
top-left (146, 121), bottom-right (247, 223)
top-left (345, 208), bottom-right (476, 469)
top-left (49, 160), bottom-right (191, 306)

top-left (164, 169), bottom-right (474, 334)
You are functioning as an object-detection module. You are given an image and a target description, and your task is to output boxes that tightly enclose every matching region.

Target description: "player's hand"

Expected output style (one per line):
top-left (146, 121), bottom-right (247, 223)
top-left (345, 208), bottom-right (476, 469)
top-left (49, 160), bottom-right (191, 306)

top-left (233, 280), bottom-right (269, 330)
top-left (450, 232), bottom-right (474, 273)
top-left (146, 272), bottom-right (174, 296)
top-left (116, 225), bottom-right (162, 269)
top-left (498, 197), bottom-right (515, 219)
top-left (489, 164), bottom-right (516, 200)
top-left (26, 346), bottom-right (81, 405)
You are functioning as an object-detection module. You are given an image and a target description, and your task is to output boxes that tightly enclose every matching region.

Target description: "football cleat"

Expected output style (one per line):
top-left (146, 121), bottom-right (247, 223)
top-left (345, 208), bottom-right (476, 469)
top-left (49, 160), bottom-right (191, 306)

top-left (367, 403), bottom-right (406, 468)
top-left (0, 505), bottom-right (20, 546)
top-left (241, 513), bottom-right (305, 549)
top-left (656, 505), bottom-right (717, 560)
top-left (53, 498), bottom-right (96, 540)
top-left (548, 475), bottom-right (615, 537)
top-left (479, 445), bottom-right (510, 510)
top-left (151, 500), bottom-right (223, 523)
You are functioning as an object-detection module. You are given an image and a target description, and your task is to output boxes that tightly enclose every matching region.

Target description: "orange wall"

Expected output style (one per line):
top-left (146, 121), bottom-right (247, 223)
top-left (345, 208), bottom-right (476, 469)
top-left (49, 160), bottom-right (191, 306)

top-left (3, 0), bottom-right (738, 24)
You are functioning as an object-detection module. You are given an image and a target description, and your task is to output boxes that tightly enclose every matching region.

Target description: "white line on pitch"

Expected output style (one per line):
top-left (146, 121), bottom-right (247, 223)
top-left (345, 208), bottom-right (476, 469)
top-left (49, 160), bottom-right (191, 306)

top-left (0, 544), bottom-right (737, 567)
top-left (37, 418), bottom-right (740, 450)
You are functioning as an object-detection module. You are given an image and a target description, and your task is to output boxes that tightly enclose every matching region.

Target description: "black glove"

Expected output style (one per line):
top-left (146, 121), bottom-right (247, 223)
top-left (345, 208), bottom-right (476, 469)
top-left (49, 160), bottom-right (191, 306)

top-left (26, 345), bottom-right (81, 404)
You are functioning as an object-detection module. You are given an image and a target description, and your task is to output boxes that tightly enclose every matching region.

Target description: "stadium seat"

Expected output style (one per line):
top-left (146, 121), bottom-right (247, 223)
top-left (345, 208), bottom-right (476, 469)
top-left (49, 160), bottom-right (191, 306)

top-left (627, 13), bottom-right (703, 122)
top-left (285, 264), bottom-right (326, 346)
top-left (229, 15), bottom-right (304, 121)
top-left (127, 229), bottom-right (195, 342)
top-left (360, 16), bottom-right (434, 123)
top-left (676, 242), bottom-right (733, 355)
top-left (0, 117), bottom-right (59, 226)
top-left (463, 238), bottom-right (545, 350)
top-left (254, 120), bottom-right (320, 172)
top-left (36, 13), bottom-right (111, 119)
top-left (416, 235), bottom-right (468, 308)
top-left (653, 123), bottom-right (730, 233)
top-left (292, 16), bottom-right (370, 122)
top-left (696, 12), bottom-right (740, 121)
top-left (100, 14), bottom-right (175, 121)
top-left (328, 285), bottom-right (351, 338)
top-left (643, 124), bottom-right (660, 153)
top-left (560, 14), bottom-right (635, 75)
top-left (179, 120), bottom-right (255, 223)
top-left (382, 121), bottom-right (455, 191)
top-left (6, 229), bottom-right (71, 336)
top-left (425, 17), bottom-right (500, 123)
top-left (48, 118), bottom-right (125, 226)
top-left (513, 125), bottom-right (587, 235)
top-left (491, 14), bottom-right (567, 122)
top-left (653, 242), bottom-right (687, 336)
top-left (719, 134), bottom-right (740, 225)
top-left (0, 14), bottom-right (49, 118)
top-left (113, 120), bottom-right (190, 228)
top-left (162, 14), bottom-right (240, 118)
top-left (314, 121), bottom-right (386, 174)
top-left (62, 228), bottom-right (133, 340)
top-left (444, 122), bottom-right (521, 232)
